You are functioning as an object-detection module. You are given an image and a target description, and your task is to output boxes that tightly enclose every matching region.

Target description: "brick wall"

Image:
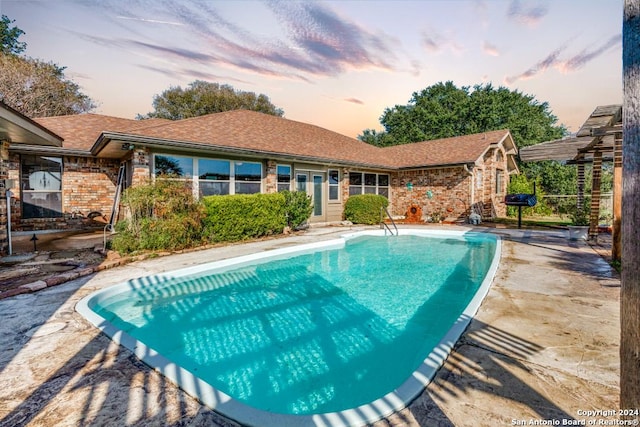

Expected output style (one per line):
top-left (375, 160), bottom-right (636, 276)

top-left (7, 153), bottom-right (120, 230)
top-left (391, 166), bottom-right (473, 221)
top-left (63, 156), bottom-right (120, 218)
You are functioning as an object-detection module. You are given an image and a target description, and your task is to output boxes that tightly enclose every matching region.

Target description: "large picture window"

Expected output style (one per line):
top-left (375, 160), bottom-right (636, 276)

top-left (154, 154), bottom-right (193, 177)
top-left (349, 172), bottom-right (389, 198)
top-left (21, 155), bottom-right (63, 219)
top-left (235, 162), bottom-right (262, 194)
top-left (199, 159), bottom-right (230, 196)
top-left (153, 154), bottom-right (262, 197)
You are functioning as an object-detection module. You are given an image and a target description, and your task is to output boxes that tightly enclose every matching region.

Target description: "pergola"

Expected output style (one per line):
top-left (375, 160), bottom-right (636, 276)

top-left (519, 105), bottom-right (623, 260)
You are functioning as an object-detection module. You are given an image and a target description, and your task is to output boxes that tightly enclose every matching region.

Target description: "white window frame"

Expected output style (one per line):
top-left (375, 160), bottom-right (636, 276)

top-left (276, 164), bottom-right (292, 192)
top-left (348, 171), bottom-right (390, 198)
top-left (328, 169), bottom-right (340, 201)
top-left (152, 153), bottom-right (263, 197)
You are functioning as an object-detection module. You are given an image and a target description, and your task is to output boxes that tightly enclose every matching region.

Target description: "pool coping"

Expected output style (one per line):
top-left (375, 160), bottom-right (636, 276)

top-left (76, 228), bottom-right (501, 427)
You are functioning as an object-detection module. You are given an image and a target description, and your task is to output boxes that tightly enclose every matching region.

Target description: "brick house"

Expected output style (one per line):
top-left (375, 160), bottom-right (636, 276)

top-left (0, 104), bottom-right (518, 254)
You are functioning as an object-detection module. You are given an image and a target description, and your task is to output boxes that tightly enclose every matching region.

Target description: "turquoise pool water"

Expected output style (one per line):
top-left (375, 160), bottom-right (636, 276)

top-left (79, 230), bottom-right (499, 426)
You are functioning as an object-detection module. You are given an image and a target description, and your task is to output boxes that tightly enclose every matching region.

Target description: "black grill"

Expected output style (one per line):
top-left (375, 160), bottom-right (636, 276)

top-left (504, 183), bottom-right (537, 228)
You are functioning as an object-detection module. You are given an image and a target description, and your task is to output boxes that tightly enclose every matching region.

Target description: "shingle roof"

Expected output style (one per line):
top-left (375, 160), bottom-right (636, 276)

top-left (31, 110), bottom-right (514, 170)
top-left (33, 114), bottom-right (170, 151)
top-left (121, 110), bottom-right (390, 167)
top-left (381, 129), bottom-right (512, 168)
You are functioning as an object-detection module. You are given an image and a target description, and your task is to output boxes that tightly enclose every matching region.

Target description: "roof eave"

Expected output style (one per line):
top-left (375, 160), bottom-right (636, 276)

top-left (95, 132), bottom-right (396, 170)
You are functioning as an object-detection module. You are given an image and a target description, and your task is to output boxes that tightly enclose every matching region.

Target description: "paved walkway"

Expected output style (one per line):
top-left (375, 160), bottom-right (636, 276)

top-left (0, 225), bottom-right (622, 427)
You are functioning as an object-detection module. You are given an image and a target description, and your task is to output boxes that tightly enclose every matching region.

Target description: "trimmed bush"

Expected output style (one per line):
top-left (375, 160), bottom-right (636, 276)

top-left (202, 193), bottom-right (287, 242)
top-left (111, 179), bottom-right (206, 254)
top-left (282, 190), bottom-right (313, 229)
top-left (344, 194), bottom-right (389, 225)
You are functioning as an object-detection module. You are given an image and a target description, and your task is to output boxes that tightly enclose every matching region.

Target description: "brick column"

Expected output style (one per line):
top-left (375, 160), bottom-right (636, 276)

top-left (0, 140), bottom-right (9, 255)
top-left (130, 148), bottom-right (151, 186)
top-left (265, 160), bottom-right (277, 193)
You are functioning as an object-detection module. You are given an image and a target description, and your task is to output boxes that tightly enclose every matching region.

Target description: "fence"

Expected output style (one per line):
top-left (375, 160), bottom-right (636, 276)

top-left (541, 193), bottom-right (613, 223)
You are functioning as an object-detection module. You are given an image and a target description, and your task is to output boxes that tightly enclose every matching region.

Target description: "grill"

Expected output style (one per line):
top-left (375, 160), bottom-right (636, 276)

top-left (504, 183), bottom-right (537, 228)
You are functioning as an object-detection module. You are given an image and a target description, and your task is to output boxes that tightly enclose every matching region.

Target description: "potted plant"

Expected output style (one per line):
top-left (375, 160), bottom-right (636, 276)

top-left (567, 203), bottom-right (590, 241)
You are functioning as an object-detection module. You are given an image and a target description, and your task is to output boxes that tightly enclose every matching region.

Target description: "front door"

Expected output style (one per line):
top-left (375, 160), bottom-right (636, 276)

top-left (296, 172), bottom-right (325, 220)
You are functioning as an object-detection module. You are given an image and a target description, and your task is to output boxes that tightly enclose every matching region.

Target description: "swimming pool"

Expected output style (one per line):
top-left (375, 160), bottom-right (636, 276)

top-left (77, 229), bottom-right (500, 427)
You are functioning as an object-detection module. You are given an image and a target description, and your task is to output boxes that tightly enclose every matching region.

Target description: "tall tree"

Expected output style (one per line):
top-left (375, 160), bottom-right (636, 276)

top-left (139, 80), bottom-right (284, 120)
top-left (359, 81), bottom-right (565, 148)
top-left (0, 15), bottom-right (95, 117)
top-left (0, 14), bottom-right (26, 55)
top-left (621, 0), bottom-right (640, 412)
top-left (360, 81), bottom-right (570, 195)
top-left (0, 54), bottom-right (96, 117)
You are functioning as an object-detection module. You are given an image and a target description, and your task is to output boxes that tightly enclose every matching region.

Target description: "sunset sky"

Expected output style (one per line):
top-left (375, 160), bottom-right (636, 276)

top-left (3, 0), bottom-right (622, 139)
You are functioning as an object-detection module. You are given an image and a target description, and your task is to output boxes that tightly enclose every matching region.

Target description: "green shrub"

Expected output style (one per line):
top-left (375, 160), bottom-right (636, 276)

top-left (111, 179), bottom-right (206, 254)
top-left (202, 193), bottom-right (286, 242)
top-left (282, 190), bottom-right (313, 229)
top-left (506, 175), bottom-right (552, 217)
top-left (344, 194), bottom-right (389, 224)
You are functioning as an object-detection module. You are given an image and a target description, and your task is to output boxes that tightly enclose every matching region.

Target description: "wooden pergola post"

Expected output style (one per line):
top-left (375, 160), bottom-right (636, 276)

top-left (613, 133), bottom-right (623, 261)
top-left (588, 150), bottom-right (603, 240)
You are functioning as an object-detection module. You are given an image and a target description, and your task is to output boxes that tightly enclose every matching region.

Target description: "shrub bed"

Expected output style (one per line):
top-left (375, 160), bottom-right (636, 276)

top-left (202, 193), bottom-right (287, 242)
top-left (343, 194), bottom-right (388, 225)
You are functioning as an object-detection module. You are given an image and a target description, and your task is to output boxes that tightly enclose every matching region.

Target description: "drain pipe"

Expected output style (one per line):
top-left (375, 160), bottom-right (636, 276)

top-left (5, 189), bottom-right (12, 256)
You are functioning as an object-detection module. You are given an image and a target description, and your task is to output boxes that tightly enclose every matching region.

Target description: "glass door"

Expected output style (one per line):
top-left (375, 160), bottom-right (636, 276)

top-left (296, 172), bottom-right (324, 218)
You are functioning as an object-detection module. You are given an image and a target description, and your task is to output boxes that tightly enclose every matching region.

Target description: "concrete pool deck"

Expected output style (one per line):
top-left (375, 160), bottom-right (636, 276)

top-left (0, 225), bottom-right (622, 427)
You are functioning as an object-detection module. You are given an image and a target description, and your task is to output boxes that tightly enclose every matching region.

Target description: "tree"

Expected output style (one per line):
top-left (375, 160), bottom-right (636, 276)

top-left (359, 81), bottom-right (568, 195)
top-left (0, 15), bottom-right (95, 117)
top-left (0, 15), bottom-right (26, 55)
top-left (621, 0), bottom-right (640, 412)
top-left (138, 80), bottom-right (284, 120)
top-left (359, 81), bottom-right (565, 148)
top-left (0, 53), bottom-right (96, 117)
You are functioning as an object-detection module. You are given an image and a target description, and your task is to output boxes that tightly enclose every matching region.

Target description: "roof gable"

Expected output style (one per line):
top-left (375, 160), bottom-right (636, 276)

top-left (381, 129), bottom-right (513, 168)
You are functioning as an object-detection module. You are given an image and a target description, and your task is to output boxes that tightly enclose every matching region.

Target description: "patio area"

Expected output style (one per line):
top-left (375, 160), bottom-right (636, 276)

top-left (0, 224), bottom-right (621, 426)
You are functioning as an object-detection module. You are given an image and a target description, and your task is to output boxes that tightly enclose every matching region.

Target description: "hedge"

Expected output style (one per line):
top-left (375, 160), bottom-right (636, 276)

top-left (343, 194), bottom-right (389, 225)
top-left (202, 193), bottom-right (287, 242)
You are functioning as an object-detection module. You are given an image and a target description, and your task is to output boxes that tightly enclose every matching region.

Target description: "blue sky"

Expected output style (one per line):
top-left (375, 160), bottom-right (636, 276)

top-left (3, 0), bottom-right (622, 139)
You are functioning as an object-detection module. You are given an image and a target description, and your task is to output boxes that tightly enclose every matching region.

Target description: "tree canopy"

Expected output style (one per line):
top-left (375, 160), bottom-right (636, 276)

top-left (359, 81), bottom-right (566, 148)
top-left (0, 15), bottom-right (96, 117)
top-left (138, 81), bottom-right (285, 120)
top-left (0, 54), bottom-right (96, 117)
top-left (0, 15), bottom-right (26, 55)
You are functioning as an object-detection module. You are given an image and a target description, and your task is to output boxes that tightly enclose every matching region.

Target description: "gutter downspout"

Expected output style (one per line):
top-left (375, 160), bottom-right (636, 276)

top-left (463, 164), bottom-right (474, 215)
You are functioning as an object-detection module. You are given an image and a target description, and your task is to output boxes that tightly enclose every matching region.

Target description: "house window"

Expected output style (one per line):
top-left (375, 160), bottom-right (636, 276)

top-left (349, 172), bottom-right (390, 198)
top-left (328, 169), bottom-right (339, 201)
top-left (154, 154), bottom-right (193, 177)
top-left (234, 161), bottom-right (262, 194)
top-left (21, 155), bottom-right (63, 219)
top-left (476, 170), bottom-right (484, 189)
top-left (199, 159), bottom-right (230, 196)
top-left (277, 165), bottom-right (292, 192)
top-left (154, 154), bottom-right (262, 196)
top-left (495, 169), bottom-right (504, 194)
